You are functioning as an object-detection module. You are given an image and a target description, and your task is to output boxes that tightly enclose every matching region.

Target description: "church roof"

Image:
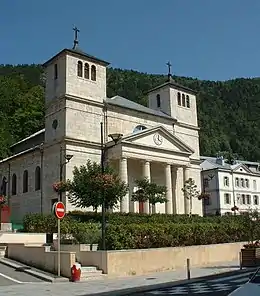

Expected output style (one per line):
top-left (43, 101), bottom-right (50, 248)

top-left (43, 48), bottom-right (110, 67)
top-left (105, 96), bottom-right (176, 121)
top-left (147, 76), bottom-right (197, 95)
top-left (10, 129), bottom-right (45, 148)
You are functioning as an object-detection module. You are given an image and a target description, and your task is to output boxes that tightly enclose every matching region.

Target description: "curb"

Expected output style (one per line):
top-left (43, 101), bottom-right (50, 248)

top-left (0, 258), bottom-right (69, 283)
top-left (89, 268), bottom-right (253, 296)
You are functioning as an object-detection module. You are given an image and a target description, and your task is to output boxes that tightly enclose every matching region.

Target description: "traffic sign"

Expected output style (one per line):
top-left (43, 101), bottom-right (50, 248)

top-left (53, 202), bottom-right (65, 219)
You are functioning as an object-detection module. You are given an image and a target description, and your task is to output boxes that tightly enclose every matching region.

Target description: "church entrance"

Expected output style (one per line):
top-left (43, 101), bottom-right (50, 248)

top-left (139, 201), bottom-right (144, 213)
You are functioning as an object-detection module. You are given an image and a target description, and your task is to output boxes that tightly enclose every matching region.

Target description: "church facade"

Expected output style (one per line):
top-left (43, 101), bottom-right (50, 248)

top-left (0, 38), bottom-right (202, 223)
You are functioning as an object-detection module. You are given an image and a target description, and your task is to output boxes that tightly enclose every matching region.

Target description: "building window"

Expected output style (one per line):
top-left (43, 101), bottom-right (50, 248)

top-left (254, 195), bottom-right (259, 205)
top-left (223, 176), bottom-right (229, 187)
top-left (245, 179), bottom-right (249, 188)
top-left (253, 180), bottom-right (257, 190)
top-left (186, 95), bottom-right (190, 108)
top-left (203, 178), bottom-right (209, 188)
top-left (224, 193), bottom-right (231, 204)
top-left (177, 92), bottom-right (181, 105)
top-left (235, 178), bottom-right (239, 187)
top-left (241, 178), bottom-right (245, 187)
top-left (133, 125), bottom-right (147, 133)
top-left (84, 63), bottom-right (89, 79)
top-left (11, 174), bottom-right (17, 195)
top-left (35, 166), bottom-right (41, 191)
top-left (54, 64), bottom-right (58, 80)
top-left (156, 94), bottom-right (161, 108)
top-left (246, 195), bottom-right (251, 204)
top-left (1, 177), bottom-right (7, 196)
top-left (236, 194), bottom-right (241, 204)
top-left (91, 65), bottom-right (96, 81)
top-left (241, 194), bottom-right (246, 204)
top-left (77, 61), bottom-right (83, 77)
top-left (182, 94), bottom-right (186, 106)
top-left (23, 170), bottom-right (29, 193)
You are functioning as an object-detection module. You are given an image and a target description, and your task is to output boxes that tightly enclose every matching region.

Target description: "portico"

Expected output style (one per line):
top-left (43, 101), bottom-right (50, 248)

top-left (107, 125), bottom-right (195, 215)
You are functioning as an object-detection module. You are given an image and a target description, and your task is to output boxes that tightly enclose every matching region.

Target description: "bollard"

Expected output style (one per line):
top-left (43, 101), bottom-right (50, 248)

top-left (187, 258), bottom-right (191, 280)
top-left (239, 251), bottom-right (242, 270)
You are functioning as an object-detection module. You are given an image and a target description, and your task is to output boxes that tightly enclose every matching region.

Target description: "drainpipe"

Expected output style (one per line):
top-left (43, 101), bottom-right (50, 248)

top-left (7, 163), bottom-right (11, 207)
top-left (40, 144), bottom-right (44, 214)
top-left (231, 169), bottom-right (237, 215)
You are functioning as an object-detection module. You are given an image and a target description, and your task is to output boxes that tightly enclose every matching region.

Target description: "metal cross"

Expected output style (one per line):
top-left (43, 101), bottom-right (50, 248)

top-left (73, 26), bottom-right (80, 49)
top-left (166, 61), bottom-right (172, 76)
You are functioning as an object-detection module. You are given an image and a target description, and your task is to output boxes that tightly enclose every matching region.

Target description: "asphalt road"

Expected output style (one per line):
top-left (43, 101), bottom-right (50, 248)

top-left (0, 262), bottom-right (44, 286)
top-left (128, 269), bottom-right (255, 295)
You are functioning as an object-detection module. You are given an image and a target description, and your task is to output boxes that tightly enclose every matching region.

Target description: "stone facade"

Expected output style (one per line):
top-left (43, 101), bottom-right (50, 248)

top-left (0, 45), bottom-right (202, 223)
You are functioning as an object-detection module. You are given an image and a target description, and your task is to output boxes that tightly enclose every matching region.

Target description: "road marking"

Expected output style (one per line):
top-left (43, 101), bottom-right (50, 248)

top-left (208, 271), bottom-right (252, 283)
top-left (0, 272), bottom-right (23, 283)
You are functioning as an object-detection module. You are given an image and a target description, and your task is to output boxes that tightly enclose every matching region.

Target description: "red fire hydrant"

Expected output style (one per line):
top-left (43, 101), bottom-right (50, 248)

top-left (71, 263), bottom-right (81, 282)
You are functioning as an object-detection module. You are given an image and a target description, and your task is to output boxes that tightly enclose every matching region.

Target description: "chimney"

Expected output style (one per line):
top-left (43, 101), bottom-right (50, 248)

top-left (216, 156), bottom-right (225, 166)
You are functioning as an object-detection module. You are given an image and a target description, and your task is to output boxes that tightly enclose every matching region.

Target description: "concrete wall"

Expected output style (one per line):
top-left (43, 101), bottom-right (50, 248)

top-left (78, 242), bottom-right (245, 276)
top-left (0, 233), bottom-right (46, 244)
top-left (7, 243), bottom-right (75, 278)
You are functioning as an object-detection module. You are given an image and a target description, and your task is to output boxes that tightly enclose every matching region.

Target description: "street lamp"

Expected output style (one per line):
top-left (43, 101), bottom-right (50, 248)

top-left (100, 122), bottom-right (123, 250)
top-left (59, 146), bottom-right (73, 202)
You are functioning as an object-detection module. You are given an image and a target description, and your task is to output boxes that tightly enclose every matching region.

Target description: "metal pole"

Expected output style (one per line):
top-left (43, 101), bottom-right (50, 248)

top-left (57, 218), bottom-right (61, 277)
top-left (187, 258), bottom-right (191, 280)
top-left (59, 146), bottom-right (63, 202)
top-left (101, 122), bottom-right (106, 251)
top-left (239, 251), bottom-right (242, 270)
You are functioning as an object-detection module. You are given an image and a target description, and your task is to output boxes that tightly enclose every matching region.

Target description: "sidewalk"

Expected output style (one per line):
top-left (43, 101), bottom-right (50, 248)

top-left (0, 261), bottom-right (242, 296)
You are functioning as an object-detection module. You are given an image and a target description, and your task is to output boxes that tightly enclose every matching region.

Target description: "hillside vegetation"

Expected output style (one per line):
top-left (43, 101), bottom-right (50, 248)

top-left (1, 64), bottom-right (260, 161)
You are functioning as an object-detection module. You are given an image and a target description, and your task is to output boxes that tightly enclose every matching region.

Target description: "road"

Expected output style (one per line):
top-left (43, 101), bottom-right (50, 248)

top-left (128, 269), bottom-right (255, 295)
top-left (0, 262), bottom-right (44, 286)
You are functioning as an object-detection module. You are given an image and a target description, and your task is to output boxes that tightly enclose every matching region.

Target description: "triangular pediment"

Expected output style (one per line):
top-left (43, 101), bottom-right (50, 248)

top-left (121, 126), bottom-right (194, 155)
top-left (231, 163), bottom-right (252, 174)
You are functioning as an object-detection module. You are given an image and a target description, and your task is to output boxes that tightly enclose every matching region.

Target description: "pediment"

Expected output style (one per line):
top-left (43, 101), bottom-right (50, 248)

top-left (231, 163), bottom-right (252, 174)
top-left (121, 126), bottom-right (194, 155)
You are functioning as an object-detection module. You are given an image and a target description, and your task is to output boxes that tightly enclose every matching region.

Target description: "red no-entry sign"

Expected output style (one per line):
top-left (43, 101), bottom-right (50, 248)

top-left (53, 201), bottom-right (66, 219)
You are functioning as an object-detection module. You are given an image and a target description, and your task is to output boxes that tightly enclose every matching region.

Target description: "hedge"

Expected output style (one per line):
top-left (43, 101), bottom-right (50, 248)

top-left (67, 211), bottom-right (243, 224)
top-left (105, 222), bottom-right (255, 250)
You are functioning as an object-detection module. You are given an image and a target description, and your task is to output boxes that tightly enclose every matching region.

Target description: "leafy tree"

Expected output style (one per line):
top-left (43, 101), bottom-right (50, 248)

top-left (182, 178), bottom-right (200, 217)
top-left (67, 160), bottom-right (129, 211)
top-left (131, 178), bottom-right (167, 213)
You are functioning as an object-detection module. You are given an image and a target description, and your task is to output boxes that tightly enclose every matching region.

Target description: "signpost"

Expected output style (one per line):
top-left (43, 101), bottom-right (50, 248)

top-left (52, 201), bottom-right (65, 277)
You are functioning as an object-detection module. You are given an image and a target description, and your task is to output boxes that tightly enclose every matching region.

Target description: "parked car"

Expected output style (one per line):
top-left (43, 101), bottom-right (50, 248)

top-left (229, 268), bottom-right (260, 295)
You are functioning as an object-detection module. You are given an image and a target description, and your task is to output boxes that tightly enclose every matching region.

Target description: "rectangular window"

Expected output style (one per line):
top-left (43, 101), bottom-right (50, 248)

top-left (242, 194), bottom-right (246, 204)
top-left (246, 195), bottom-right (251, 204)
top-left (254, 195), bottom-right (259, 205)
top-left (223, 176), bottom-right (229, 187)
top-left (245, 179), bottom-right (249, 188)
top-left (235, 178), bottom-right (239, 187)
top-left (241, 178), bottom-right (245, 187)
top-left (224, 193), bottom-right (231, 204)
top-left (253, 180), bottom-right (257, 190)
top-left (236, 194), bottom-right (241, 204)
top-left (54, 64), bottom-right (58, 80)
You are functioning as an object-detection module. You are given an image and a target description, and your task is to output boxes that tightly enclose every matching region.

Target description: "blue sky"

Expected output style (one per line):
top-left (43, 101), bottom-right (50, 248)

top-left (1, 0), bottom-right (260, 81)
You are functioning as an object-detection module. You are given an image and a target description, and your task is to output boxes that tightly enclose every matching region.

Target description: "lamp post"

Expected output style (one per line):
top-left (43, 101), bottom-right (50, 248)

top-left (59, 146), bottom-right (73, 202)
top-left (100, 122), bottom-right (123, 250)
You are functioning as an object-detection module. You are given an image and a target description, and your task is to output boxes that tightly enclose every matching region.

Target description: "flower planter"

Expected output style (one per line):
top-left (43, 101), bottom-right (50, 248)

top-left (91, 244), bottom-right (98, 251)
top-left (241, 248), bottom-right (260, 267)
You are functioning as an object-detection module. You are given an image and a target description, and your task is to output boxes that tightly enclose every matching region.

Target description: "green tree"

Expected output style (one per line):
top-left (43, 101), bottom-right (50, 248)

top-left (131, 178), bottom-right (167, 213)
top-left (182, 178), bottom-right (200, 217)
top-left (67, 160), bottom-right (129, 211)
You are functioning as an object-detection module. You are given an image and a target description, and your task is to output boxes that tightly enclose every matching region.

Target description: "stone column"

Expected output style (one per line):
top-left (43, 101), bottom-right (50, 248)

top-left (120, 157), bottom-right (129, 212)
top-left (183, 166), bottom-right (190, 214)
top-left (142, 160), bottom-right (151, 214)
top-left (165, 164), bottom-right (173, 214)
top-left (171, 167), bottom-right (178, 214)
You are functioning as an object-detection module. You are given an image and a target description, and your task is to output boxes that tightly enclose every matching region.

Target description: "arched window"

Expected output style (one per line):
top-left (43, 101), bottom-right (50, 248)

top-left (12, 174), bottom-right (17, 195)
top-left (91, 65), bottom-right (96, 81)
top-left (182, 94), bottom-right (186, 106)
top-left (177, 92), bottom-right (181, 105)
top-left (156, 94), bottom-right (161, 108)
top-left (84, 63), bottom-right (89, 79)
top-left (77, 61), bottom-right (83, 77)
top-left (23, 170), bottom-right (28, 193)
top-left (35, 166), bottom-right (41, 191)
top-left (1, 177), bottom-right (7, 196)
top-left (186, 95), bottom-right (190, 108)
top-left (133, 125), bottom-right (147, 133)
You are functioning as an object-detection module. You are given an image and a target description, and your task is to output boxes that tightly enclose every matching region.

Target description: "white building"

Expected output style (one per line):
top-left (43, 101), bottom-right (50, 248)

top-left (201, 156), bottom-right (260, 215)
top-left (0, 32), bottom-right (202, 224)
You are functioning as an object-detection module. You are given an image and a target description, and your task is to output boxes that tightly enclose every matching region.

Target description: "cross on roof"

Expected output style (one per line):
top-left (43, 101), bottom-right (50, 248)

top-left (73, 26), bottom-right (80, 49)
top-left (166, 61), bottom-right (172, 77)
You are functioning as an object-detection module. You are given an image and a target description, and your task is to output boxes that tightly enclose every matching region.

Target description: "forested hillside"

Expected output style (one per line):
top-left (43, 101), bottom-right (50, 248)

top-left (1, 64), bottom-right (260, 161)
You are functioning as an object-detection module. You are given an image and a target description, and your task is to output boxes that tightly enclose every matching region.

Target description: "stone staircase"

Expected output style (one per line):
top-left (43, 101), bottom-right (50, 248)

top-left (80, 266), bottom-right (106, 280)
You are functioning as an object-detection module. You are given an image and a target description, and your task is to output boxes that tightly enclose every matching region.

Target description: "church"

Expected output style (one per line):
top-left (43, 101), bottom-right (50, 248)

top-left (0, 29), bottom-right (202, 223)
